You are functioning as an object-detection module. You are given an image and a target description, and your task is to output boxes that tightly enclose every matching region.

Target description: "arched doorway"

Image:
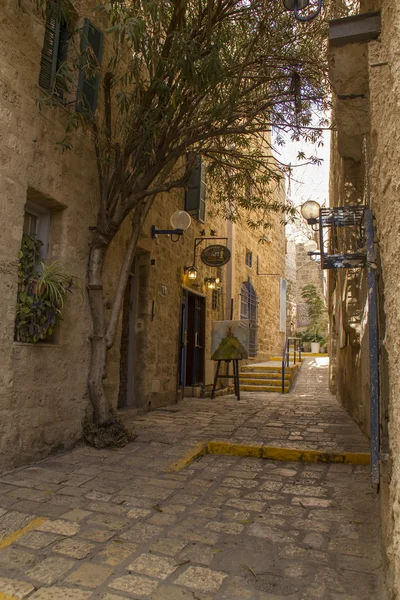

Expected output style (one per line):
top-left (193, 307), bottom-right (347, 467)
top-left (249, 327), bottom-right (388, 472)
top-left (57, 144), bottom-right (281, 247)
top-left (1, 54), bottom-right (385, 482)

top-left (240, 280), bottom-right (258, 357)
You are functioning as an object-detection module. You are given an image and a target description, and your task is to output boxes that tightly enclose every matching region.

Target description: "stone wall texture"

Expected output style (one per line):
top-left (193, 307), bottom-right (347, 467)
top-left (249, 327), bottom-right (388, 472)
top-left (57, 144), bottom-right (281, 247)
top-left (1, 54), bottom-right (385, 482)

top-left (329, 0), bottom-right (400, 595)
top-left (0, 1), bottom-right (287, 471)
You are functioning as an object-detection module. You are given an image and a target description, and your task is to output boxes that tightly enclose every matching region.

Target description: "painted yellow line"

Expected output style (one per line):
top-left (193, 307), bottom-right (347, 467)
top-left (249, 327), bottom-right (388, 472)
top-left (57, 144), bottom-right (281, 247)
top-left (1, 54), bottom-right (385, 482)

top-left (167, 442), bottom-right (208, 471)
top-left (0, 516), bottom-right (46, 551)
top-left (0, 593), bottom-right (20, 600)
top-left (167, 440), bottom-right (370, 471)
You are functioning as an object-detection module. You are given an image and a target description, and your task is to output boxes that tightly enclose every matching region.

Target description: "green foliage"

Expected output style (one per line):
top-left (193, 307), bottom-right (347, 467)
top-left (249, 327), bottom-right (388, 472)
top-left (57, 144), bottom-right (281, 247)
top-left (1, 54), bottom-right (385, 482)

top-left (300, 284), bottom-right (327, 342)
top-left (15, 234), bottom-right (80, 343)
top-left (32, 0), bottom-right (330, 234)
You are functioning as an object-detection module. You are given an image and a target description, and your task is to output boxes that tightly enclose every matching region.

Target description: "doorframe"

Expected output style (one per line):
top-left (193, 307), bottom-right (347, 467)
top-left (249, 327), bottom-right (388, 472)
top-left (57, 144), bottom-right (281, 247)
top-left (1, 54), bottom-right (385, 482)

top-left (126, 257), bottom-right (138, 407)
top-left (178, 287), bottom-right (207, 392)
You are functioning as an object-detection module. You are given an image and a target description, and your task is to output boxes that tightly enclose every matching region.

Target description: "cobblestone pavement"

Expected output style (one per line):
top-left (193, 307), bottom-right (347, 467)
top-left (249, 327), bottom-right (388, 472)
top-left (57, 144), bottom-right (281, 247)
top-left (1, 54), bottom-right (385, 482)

top-left (0, 358), bottom-right (384, 599)
top-left (129, 358), bottom-right (369, 453)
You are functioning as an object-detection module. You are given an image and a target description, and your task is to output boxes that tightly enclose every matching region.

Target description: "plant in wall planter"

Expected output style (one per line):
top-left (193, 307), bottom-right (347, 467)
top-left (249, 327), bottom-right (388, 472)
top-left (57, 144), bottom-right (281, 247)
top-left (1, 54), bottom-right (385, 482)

top-left (15, 233), bottom-right (81, 343)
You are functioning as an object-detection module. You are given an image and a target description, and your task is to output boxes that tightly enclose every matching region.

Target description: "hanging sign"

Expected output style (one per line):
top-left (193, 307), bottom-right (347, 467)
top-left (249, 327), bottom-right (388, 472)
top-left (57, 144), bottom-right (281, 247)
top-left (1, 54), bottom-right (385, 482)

top-left (200, 244), bottom-right (231, 267)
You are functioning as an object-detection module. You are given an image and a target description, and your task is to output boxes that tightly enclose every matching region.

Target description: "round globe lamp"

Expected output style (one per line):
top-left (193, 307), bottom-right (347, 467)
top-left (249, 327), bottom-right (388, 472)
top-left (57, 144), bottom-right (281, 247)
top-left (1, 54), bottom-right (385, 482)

top-left (170, 210), bottom-right (191, 231)
top-left (304, 239), bottom-right (318, 253)
top-left (300, 201), bottom-right (320, 224)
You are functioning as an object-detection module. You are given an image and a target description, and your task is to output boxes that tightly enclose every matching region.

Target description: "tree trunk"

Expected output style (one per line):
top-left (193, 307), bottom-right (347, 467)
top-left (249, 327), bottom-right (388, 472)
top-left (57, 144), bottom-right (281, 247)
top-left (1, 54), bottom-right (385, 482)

top-left (87, 243), bottom-right (115, 426)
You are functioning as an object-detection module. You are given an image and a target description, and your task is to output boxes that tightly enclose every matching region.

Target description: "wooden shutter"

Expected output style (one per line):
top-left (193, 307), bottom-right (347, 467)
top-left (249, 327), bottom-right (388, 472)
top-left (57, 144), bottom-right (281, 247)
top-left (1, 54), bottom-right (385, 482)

top-left (185, 155), bottom-right (206, 222)
top-left (39, 15), bottom-right (61, 92)
top-left (76, 18), bottom-right (103, 114)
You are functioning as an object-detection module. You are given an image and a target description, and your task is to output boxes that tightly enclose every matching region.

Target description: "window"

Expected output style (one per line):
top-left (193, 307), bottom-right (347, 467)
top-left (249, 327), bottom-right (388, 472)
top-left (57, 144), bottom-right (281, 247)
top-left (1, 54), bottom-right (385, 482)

top-left (23, 203), bottom-right (50, 261)
top-left (76, 18), bottom-right (104, 115)
top-left (185, 154), bottom-right (206, 222)
top-left (245, 249), bottom-right (253, 268)
top-left (39, 10), bottom-right (69, 96)
top-left (240, 280), bottom-right (258, 357)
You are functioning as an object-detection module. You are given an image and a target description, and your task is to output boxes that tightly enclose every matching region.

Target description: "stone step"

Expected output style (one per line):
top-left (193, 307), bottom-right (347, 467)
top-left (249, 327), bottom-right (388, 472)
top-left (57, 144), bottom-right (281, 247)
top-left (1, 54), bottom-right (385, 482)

top-left (240, 372), bottom-right (291, 380)
top-left (240, 377), bottom-right (290, 386)
top-left (241, 365), bottom-right (295, 373)
top-left (240, 384), bottom-right (289, 393)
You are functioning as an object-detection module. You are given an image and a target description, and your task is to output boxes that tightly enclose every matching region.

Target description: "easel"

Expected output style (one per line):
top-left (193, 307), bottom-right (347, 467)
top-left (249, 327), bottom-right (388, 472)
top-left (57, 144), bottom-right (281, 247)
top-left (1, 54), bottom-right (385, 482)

top-left (211, 359), bottom-right (241, 401)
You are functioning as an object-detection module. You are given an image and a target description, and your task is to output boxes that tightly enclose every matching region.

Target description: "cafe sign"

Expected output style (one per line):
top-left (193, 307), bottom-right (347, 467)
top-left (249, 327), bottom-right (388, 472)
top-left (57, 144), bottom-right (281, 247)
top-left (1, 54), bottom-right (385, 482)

top-left (200, 244), bottom-right (231, 267)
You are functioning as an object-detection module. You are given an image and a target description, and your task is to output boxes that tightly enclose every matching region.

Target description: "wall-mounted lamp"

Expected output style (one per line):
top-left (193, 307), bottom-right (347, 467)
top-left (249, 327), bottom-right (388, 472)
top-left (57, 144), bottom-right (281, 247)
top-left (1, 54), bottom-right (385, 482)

top-left (303, 239), bottom-right (321, 263)
top-left (152, 210), bottom-right (191, 242)
top-left (300, 200), bottom-right (321, 226)
top-left (303, 239), bottom-right (318, 253)
top-left (283, 0), bottom-right (323, 22)
top-left (185, 265), bottom-right (198, 280)
top-left (205, 277), bottom-right (220, 290)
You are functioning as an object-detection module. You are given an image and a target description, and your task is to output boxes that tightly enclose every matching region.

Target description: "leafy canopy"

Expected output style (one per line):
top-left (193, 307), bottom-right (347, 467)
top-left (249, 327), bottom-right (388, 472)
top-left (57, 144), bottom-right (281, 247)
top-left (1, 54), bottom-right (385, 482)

top-left (38, 0), bottom-right (329, 238)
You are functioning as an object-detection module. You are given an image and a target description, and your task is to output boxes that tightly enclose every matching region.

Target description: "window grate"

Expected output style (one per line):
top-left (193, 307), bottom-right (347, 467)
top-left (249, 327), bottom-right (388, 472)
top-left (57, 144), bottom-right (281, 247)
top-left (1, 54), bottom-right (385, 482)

top-left (240, 281), bottom-right (258, 357)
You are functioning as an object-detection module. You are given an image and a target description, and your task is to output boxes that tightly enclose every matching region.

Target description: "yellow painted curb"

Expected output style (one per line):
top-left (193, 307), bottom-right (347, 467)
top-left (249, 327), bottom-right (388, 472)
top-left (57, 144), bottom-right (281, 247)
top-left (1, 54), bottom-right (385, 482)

top-left (167, 442), bottom-right (208, 471)
top-left (167, 440), bottom-right (370, 471)
top-left (207, 441), bottom-right (261, 458)
top-left (0, 516), bottom-right (46, 551)
top-left (260, 446), bottom-right (370, 465)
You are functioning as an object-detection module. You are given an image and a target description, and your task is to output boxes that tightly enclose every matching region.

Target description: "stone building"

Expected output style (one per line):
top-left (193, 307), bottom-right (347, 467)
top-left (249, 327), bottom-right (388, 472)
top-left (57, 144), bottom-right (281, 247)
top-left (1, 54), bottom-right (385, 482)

top-left (328, 0), bottom-right (400, 594)
top-left (284, 226), bottom-right (326, 338)
top-left (0, 0), bottom-right (287, 471)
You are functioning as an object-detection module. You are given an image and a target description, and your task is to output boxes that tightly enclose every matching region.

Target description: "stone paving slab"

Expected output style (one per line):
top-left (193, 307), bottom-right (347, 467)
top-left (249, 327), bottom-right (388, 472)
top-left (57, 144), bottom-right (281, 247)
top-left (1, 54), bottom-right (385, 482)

top-left (0, 357), bottom-right (384, 599)
top-left (126, 358), bottom-right (369, 453)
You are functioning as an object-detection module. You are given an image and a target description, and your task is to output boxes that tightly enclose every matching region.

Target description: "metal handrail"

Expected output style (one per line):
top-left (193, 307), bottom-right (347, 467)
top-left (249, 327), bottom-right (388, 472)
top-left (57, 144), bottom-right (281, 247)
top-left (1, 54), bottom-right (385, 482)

top-left (281, 337), bottom-right (302, 394)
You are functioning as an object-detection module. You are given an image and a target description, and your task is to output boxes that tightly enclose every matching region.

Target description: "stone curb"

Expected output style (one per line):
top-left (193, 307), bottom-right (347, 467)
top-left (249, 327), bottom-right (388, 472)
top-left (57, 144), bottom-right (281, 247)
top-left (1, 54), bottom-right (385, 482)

top-left (167, 440), bottom-right (370, 471)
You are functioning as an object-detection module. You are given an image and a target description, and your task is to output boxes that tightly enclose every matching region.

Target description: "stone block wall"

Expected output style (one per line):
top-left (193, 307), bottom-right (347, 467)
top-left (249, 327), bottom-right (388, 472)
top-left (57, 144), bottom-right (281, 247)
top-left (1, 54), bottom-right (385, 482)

top-left (329, 0), bottom-right (400, 594)
top-left (0, 0), bottom-right (288, 471)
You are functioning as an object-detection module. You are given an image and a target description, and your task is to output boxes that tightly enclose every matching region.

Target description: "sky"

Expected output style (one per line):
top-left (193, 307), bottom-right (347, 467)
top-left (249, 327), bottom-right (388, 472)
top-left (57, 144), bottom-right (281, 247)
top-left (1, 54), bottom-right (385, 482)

top-left (280, 128), bottom-right (331, 209)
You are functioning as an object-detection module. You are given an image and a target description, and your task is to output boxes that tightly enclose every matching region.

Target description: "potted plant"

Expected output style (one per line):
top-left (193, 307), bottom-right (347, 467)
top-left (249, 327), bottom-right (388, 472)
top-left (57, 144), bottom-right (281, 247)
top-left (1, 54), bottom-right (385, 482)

top-left (300, 284), bottom-right (327, 354)
top-left (15, 233), bottom-right (81, 343)
top-left (297, 331), bottom-right (312, 352)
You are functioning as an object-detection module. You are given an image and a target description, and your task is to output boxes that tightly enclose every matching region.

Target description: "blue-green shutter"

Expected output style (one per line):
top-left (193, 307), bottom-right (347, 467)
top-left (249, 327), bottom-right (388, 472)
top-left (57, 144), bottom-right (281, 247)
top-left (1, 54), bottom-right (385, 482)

top-left (185, 155), bottom-right (206, 222)
top-left (76, 18), bottom-right (103, 114)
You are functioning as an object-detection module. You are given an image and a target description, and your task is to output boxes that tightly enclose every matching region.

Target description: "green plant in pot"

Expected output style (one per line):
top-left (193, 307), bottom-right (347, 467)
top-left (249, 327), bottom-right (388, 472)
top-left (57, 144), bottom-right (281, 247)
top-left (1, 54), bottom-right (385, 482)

top-left (300, 284), bottom-right (328, 353)
top-left (15, 233), bottom-right (81, 343)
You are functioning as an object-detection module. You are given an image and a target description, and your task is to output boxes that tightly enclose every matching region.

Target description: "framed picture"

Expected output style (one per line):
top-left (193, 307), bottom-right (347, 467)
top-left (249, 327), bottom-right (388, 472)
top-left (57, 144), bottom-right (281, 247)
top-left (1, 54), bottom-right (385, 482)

top-left (211, 320), bottom-right (249, 360)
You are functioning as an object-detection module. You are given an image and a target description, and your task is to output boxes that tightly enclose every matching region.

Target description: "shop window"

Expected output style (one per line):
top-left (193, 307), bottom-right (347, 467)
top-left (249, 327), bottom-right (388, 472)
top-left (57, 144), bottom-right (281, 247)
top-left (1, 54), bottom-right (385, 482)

top-left (76, 18), bottom-right (104, 114)
top-left (185, 154), bottom-right (206, 222)
top-left (39, 9), bottom-right (70, 97)
top-left (245, 249), bottom-right (253, 268)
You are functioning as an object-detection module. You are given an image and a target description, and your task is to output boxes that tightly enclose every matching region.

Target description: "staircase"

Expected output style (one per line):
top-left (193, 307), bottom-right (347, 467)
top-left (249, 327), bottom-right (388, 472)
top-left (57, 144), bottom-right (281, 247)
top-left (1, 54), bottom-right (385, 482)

top-left (240, 360), bottom-right (302, 394)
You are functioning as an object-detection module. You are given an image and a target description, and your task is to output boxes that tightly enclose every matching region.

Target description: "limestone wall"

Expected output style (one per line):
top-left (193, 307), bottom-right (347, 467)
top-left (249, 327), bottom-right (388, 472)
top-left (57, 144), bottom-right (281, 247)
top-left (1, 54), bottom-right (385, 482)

top-left (329, 0), bottom-right (400, 594)
top-left (0, 0), bottom-right (103, 469)
top-left (0, 0), bottom-right (287, 470)
top-left (367, 2), bottom-right (400, 594)
top-left (295, 244), bottom-right (326, 333)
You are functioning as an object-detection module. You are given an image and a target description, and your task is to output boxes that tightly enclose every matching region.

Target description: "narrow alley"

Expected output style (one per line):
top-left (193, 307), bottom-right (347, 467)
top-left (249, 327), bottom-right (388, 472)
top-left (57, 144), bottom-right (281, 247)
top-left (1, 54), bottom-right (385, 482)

top-left (0, 359), bottom-right (383, 599)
